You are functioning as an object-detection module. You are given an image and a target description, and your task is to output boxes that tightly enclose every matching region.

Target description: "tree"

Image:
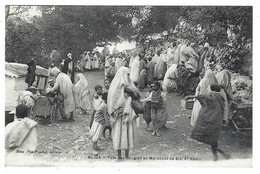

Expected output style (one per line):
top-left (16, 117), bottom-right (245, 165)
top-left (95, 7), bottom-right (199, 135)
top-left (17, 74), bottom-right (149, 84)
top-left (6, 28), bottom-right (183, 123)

top-left (133, 6), bottom-right (181, 43)
top-left (5, 6), bottom-right (138, 68)
top-left (37, 6), bottom-right (137, 61)
top-left (5, 5), bottom-right (31, 22)
top-left (5, 17), bottom-right (43, 65)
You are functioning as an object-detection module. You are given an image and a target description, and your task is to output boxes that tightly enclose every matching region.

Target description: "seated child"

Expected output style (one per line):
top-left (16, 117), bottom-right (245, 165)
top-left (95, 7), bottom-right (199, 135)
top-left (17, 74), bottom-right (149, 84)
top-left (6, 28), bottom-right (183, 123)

top-left (89, 93), bottom-right (108, 155)
top-left (90, 85), bottom-right (103, 128)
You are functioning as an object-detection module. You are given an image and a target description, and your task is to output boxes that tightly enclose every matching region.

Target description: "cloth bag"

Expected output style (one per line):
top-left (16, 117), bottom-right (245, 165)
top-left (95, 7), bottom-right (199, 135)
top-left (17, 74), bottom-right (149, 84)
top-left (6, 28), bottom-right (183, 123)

top-left (131, 99), bottom-right (144, 114)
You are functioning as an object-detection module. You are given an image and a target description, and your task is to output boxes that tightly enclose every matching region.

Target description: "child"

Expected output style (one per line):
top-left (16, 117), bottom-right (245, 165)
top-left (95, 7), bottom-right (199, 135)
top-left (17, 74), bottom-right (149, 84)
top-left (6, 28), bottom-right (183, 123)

top-left (142, 81), bottom-right (167, 137)
top-left (103, 79), bottom-right (112, 139)
top-left (103, 78), bottom-right (111, 93)
top-left (89, 90), bottom-right (109, 155)
top-left (90, 85), bottom-right (103, 128)
top-left (141, 84), bottom-right (153, 130)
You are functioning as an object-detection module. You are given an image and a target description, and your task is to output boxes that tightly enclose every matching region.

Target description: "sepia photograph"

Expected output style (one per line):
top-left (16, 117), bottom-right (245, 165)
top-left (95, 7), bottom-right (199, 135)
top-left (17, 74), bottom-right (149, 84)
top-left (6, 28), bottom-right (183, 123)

top-left (3, 3), bottom-right (254, 168)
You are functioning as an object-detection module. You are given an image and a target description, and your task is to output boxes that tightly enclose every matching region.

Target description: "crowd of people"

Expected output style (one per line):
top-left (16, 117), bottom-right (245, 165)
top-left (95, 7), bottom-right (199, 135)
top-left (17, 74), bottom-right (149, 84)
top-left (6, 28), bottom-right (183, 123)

top-left (6, 38), bottom-right (235, 162)
top-left (77, 51), bottom-right (103, 72)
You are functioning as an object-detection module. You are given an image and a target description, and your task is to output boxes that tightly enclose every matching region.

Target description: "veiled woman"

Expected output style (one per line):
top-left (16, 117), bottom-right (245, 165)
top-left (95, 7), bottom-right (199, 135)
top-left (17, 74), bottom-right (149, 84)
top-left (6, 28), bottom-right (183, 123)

top-left (154, 52), bottom-right (167, 80)
top-left (216, 66), bottom-right (234, 123)
top-left (107, 67), bottom-right (140, 160)
top-left (162, 63), bottom-right (178, 93)
top-left (74, 73), bottom-right (91, 114)
top-left (191, 69), bottom-right (218, 126)
top-left (185, 43), bottom-right (199, 73)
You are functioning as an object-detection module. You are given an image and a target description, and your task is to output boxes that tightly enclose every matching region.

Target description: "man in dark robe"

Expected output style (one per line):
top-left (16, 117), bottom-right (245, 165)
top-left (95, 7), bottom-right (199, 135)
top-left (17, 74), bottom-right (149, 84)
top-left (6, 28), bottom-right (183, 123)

top-left (25, 58), bottom-right (36, 87)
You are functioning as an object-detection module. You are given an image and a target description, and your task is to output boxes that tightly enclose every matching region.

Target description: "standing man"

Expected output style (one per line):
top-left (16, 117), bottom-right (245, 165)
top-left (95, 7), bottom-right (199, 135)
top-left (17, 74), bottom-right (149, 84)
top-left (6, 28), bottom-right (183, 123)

top-left (66, 53), bottom-right (74, 83)
top-left (62, 53), bottom-right (72, 74)
top-left (25, 58), bottom-right (36, 88)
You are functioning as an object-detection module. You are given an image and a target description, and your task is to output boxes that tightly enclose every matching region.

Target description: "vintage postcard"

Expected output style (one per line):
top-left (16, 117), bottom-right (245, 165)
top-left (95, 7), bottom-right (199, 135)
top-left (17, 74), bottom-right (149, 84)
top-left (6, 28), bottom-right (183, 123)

top-left (3, 1), bottom-right (256, 170)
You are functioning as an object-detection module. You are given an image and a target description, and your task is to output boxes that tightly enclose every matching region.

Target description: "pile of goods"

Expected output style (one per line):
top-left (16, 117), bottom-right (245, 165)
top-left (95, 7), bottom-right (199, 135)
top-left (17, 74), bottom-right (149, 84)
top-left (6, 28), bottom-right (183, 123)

top-left (231, 72), bottom-right (252, 105)
top-left (230, 72), bottom-right (252, 131)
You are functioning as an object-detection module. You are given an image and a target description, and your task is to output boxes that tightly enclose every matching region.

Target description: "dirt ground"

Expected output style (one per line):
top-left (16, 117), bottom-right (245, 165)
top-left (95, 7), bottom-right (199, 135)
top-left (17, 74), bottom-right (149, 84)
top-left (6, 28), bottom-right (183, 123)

top-left (33, 70), bottom-right (252, 164)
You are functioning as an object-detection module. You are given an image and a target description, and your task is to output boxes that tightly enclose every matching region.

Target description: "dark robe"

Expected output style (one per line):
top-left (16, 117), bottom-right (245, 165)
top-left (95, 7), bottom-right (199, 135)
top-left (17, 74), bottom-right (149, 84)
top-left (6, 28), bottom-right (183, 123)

top-left (25, 59), bottom-right (36, 87)
top-left (147, 61), bottom-right (155, 85)
top-left (191, 93), bottom-right (225, 145)
top-left (62, 58), bottom-right (72, 74)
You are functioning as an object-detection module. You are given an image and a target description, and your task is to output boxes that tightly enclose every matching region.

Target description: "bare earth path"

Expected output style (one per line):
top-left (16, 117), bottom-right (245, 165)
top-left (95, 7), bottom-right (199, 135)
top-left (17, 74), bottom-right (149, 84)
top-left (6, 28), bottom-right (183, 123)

top-left (34, 70), bottom-right (252, 164)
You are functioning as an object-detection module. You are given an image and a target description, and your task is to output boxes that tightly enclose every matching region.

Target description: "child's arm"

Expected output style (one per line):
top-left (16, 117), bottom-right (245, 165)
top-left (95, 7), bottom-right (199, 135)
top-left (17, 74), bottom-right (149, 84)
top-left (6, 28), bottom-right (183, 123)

top-left (140, 92), bottom-right (152, 102)
top-left (90, 110), bottom-right (96, 128)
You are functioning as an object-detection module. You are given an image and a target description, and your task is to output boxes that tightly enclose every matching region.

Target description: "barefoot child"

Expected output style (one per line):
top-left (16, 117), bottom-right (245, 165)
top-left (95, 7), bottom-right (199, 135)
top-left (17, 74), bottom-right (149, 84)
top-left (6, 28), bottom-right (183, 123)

top-left (90, 85), bottom-right (103, 128)
top-left (142, 81), bottom-right (168, 137)
top-left (89, 94), bottom-right (108, 155)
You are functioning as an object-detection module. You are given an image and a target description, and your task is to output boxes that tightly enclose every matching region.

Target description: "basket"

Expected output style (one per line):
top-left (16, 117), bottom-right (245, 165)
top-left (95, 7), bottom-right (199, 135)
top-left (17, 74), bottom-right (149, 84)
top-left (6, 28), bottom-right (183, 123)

top-left (32, 96), bottom-right (53, 117)
top-left (181, 99), bottom-right (194, 110)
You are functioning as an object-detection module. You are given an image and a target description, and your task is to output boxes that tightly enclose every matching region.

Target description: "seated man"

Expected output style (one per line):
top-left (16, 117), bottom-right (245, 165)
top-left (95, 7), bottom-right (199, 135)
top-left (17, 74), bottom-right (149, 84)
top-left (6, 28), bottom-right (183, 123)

top-left (5, 104), bottom-right (38, 165)
top-left (17, 86), bottom-right (41, 111)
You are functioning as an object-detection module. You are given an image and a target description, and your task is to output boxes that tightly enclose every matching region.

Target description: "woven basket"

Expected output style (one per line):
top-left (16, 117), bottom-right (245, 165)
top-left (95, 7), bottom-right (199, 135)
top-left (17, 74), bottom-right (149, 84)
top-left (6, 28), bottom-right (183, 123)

top-left (181, 99), bottom-right (194, 110)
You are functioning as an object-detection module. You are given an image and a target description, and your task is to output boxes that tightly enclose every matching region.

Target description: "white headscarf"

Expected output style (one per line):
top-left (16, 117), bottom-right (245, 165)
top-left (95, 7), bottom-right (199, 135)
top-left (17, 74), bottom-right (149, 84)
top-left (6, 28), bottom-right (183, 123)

top-left (75, 73), bottom-right (90, 96)
top-left (75, 73), bottom-right (91, 110)
top-left (107, 67), bottom-right (138, 115)
top-left (50, 67), bottom-right (60, 78)
top-left (198, 69), bottom-right (218, 95)
top-left (204, 42), bottom-right (210, 48)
